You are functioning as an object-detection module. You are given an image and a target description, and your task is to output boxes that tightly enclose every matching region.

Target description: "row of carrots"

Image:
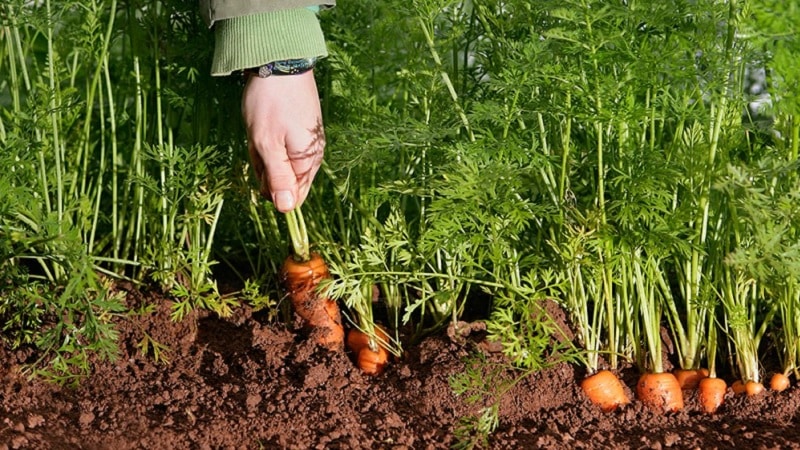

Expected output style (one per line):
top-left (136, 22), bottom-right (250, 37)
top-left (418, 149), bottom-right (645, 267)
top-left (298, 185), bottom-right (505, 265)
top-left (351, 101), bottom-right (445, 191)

top-left (582, 367), bottom-right (791, 414)
top-left (281, 246), bottom-right (796, 408)
top-left (278, 242), bottom-right (794, 395)
top-left (277, 210), bottom-right (794, 402)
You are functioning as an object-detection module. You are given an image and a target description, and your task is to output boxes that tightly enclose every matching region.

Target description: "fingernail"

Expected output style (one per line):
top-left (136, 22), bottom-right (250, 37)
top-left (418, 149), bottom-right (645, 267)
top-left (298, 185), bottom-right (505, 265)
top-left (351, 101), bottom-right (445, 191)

top-left (274, 191), bottom-right (295, 211)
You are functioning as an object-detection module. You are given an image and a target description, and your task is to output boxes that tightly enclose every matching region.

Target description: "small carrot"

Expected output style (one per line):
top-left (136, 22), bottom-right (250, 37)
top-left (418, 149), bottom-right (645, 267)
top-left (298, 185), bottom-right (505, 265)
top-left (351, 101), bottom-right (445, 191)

top-left (731, 380), bottom-right (746, 395)
top-left (347, 325), bottom-right (390, 376)
top-left (636, 372), bottom-right (684, 413)
top-left (673, 368), bottom-right (709, 390)
top-left (745, 380), bottom-right (765, 397)
top-left (281, 252), bottom-right (344, 350)
top-left (770, 373), bottom-right (791, 392)
top-left (580, 370), bottom-right (630, 412)
top-left (698, 377), bottom-right (727, 414)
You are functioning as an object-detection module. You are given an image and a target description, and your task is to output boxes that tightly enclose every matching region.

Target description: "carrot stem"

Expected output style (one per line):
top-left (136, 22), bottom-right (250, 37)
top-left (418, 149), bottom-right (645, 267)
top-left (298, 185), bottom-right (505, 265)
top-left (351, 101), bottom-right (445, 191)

top-left (285, 206), bottom-right (310, 262)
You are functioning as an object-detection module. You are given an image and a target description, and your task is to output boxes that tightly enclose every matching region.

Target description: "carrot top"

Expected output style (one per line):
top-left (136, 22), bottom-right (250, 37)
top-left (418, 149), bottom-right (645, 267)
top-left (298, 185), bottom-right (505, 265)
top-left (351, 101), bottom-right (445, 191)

top-left (285, 206), bottom-right (310, 263)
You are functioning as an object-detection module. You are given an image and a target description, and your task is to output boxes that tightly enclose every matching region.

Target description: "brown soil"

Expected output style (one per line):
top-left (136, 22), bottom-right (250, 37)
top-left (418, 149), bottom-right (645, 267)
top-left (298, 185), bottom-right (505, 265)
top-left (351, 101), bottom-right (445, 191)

top-left (2, 284), bottom-right (800, 450)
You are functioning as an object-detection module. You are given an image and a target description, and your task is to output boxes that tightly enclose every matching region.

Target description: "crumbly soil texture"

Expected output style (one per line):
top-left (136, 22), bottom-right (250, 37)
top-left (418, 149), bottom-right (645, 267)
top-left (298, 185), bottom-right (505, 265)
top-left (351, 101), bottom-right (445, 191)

top-left (2, 284), bottom-right (800, 450)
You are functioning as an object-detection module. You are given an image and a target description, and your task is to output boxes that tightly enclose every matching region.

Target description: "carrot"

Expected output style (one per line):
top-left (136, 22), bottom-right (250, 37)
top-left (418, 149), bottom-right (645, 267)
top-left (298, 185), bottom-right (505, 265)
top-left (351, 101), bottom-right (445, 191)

top-left (731, 379), bottom-right (765, 396)
top-left (580, 370), bottom-right (630, 412)
top-left (636, 372), bottom-right (684, 412)
top-left (347, 325), bottom-right (390, 376)
top-left (698, 377), bottom-right (727, 414)
top-left (745, 380), bottom-right (765, 397)
top-left (770, 373), bottom-right (791, 392)
top-left (281, 252), bottom-right (344, 350)
top-left (673, 368), bottom-right (709, 390)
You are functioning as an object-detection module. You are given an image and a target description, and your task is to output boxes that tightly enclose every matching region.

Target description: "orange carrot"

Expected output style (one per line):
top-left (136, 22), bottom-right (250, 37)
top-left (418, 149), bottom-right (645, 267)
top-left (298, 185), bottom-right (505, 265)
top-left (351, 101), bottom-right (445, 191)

top-left (281, 253), bottom-right (344, 350)
top-left (731, 380), bottom-right (746, 395)
top-left (745, 380), bottom-right (765, 397)
top-left (673, 368), bottom-right (709, 390)
top-left (698, 377), bottom-right (727, 414)
top-left (580, 370), bottom-right (630, 412)
top-left (347, 325), bottom-right (390, 376)
top-left (770, 373), bottom-right (791, 392)
top-left (636, 372), bottom-right (684, 412)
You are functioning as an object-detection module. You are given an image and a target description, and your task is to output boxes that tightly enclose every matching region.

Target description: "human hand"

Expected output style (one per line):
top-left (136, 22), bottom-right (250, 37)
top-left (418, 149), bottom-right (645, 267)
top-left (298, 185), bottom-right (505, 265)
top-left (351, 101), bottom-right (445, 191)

top-left (242, 70), bottom-right (325, 212)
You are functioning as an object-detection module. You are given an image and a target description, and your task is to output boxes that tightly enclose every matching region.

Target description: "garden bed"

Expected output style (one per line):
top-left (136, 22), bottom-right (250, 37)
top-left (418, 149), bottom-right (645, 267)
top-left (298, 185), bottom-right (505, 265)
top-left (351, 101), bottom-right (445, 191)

top-left (2, 283), bottom-right (800, 450)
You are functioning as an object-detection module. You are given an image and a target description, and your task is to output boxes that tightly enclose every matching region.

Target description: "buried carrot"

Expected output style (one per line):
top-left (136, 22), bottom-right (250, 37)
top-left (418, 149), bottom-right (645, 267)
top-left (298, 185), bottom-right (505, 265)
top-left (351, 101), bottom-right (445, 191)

top-left (636, 372), bottom-right (684, 412)
top-left (281, 253), bottom-right (345, 350)
top-left (673, 368), bottom-right (709, 390)
top-left (770, 373), bottom-right (791, 392)
top-left (347, 325), bottom-right (390, 376)
top-left (630, 250), bottom-right (683, 413)
top-left (280, 207), bottom-right (344, 350)
top-left (731, 379), bottom-right (765, 396)
top-left (580, 370), bottom-right (630, 412)
top-left (697, 314), bottom-right (725, 414)
top-left (745, 380), bottom-right (765, 397)
top-left (698, 377), bottom-right (727, 414)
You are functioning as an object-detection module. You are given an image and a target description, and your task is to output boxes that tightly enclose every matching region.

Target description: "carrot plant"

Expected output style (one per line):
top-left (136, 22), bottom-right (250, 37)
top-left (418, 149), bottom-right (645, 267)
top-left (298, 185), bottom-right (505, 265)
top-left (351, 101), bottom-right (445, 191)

top-left (1, 0), bottom-right (245, 380)
top-left (717, 157), bottom-right (800, 393)
top-left (555, 223), bottom-right (630, 411)
top-left (316, 0), bottom-right (560, 352)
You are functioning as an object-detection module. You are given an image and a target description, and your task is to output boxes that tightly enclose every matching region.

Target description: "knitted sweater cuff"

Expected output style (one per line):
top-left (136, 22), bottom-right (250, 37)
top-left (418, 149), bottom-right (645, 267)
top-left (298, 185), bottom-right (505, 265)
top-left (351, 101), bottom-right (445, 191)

top-left (211, 8), bottom-right (327, 76)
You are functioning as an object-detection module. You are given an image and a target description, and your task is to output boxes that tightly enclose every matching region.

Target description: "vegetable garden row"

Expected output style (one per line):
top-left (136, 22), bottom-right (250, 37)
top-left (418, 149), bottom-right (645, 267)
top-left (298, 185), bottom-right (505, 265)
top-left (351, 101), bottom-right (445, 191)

top-left (1, 0), bottom-right (799, 441)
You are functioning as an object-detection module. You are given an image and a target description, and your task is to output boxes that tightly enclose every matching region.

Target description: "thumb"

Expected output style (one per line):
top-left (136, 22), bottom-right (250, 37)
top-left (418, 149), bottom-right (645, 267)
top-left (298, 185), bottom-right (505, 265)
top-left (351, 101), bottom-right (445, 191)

top-left (263, 146), bottom-right (300, 213)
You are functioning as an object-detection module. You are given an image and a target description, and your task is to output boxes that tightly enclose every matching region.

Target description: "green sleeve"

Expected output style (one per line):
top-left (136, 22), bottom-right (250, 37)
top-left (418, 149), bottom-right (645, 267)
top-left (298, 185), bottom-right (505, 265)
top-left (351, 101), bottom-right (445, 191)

top-left (211, 8), bottom-right (328, 76)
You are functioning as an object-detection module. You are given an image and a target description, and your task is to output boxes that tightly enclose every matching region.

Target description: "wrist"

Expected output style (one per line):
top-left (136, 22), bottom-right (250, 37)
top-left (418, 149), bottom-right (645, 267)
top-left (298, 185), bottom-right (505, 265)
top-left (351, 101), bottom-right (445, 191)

top-left (243, 57), bottom-right (318, 79)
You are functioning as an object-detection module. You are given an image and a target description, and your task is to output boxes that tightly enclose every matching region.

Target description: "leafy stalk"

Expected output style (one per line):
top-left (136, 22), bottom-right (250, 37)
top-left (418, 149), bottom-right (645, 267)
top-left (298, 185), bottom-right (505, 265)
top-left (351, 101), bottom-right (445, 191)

top-left (632, 248), bottom-right (665, 374)
top-left (285, 206), bottom-right (310, 262)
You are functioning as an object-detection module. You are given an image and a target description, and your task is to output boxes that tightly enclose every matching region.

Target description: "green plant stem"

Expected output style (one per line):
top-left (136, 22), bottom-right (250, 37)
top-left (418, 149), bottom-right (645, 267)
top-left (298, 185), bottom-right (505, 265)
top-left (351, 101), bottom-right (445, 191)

top-left (417, 15), bottom-right (475, 142)
top-left (45, 0), bottom-right (63, 225)
top-left (286, 206), bottom-right (310, 262)
top-left (558, 92), bottom-right (572, 205)
top-left (791, 116), bottom-right (799, 161)
top-left (706, 303), bottom-right (719, 378)
top-left (633, 249), bottom-right (663, 374)
top-left (778, 282), bottom-right (799, 376)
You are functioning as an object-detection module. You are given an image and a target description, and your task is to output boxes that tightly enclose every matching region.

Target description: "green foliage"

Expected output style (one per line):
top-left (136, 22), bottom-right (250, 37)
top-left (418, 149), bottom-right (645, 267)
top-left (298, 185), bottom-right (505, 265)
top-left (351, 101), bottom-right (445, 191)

top-left (1, 0), bottom-right (244, 380)
top-left (450, 354), bottom-right (505, 450)
top-left (1, 0), bottom-right (798, 430)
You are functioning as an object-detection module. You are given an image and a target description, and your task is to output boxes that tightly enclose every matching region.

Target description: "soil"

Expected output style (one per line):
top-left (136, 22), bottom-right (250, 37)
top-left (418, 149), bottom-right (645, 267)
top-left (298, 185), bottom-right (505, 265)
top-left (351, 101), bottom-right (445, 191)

top-left (2, 284), bottom-right (800, 450)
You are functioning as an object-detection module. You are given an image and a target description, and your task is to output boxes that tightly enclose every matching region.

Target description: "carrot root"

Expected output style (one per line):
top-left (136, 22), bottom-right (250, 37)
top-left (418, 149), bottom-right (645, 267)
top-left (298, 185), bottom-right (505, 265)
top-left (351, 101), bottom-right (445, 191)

top-left (770, 373), bottom-right (791, 392)
top-left (580, 370), bottom-right (630, 412)
top-left (745, 380), bottom-right (765, 397)
top-left (281, 253), bottom-right (344, 350)
top-left (636, 372), bottom-right (684, 413)
top-left (347, 326), bottom-right (390, 376)
top-left (673, 368), bottom-right (709, 390)
top-left (698, 377), bottom-right (727, 414)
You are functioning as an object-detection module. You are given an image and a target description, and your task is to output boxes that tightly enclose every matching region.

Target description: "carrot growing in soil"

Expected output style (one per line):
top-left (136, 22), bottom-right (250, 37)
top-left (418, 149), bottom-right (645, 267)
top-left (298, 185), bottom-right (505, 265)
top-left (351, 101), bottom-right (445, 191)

top-left (341, 281), bottom-right (401, 375)
top-left (673, 368), bottom-right (709, 390)
top-left (281, 207), bottom-right (344, 350)
top-left (347, 323), bottom-right (390, 376)
top-left (718, 268), bottom-right (776, 397)
top-left (698, 311), bottom-right (726, 414)
top-left (772, 281), bottom-right (800, 392)
top-left (558, 227), bottom-right (629, 412)
top-left (580, 370), bottom-right (629, 412)
top-left (633, 250), bottom-right (683, 413)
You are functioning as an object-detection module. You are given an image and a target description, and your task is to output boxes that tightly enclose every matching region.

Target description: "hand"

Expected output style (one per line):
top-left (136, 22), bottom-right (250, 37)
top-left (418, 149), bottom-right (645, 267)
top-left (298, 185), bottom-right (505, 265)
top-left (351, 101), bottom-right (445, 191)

top-left (242, 70), bottom-right (325, 212)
